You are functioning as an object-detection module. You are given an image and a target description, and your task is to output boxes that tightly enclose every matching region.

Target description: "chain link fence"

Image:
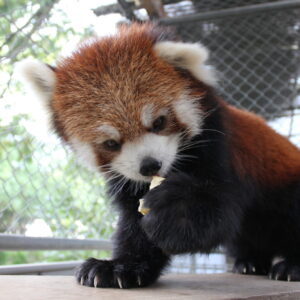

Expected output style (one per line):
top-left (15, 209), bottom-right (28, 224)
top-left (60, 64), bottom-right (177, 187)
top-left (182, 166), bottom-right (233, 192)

top-left (163, 1), bottom-right (300, 148)
top-left (163, 2), bottom-right (300, 119)
top-left (0, 0), bottom-right (299, 273)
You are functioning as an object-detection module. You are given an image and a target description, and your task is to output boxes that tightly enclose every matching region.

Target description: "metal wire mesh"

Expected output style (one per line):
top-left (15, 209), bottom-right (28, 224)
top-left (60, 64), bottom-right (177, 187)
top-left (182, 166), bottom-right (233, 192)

top-left (164, 6), bottom-right (300, 120)
top-left (0, 134), bottom-right (116, 239)
top-left (0, 0), bottom-right (300, 273)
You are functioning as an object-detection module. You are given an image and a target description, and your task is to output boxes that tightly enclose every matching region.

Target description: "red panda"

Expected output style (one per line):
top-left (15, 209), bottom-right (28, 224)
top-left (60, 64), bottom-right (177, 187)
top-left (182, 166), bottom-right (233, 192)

top-left (19, 23), bottom-right (300, 288)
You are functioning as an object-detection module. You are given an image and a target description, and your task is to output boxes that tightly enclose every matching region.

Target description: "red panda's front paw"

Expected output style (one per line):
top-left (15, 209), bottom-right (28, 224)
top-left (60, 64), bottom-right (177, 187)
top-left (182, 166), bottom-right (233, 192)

top-left (141, 178), bottom-right (202, 254)
top-left (76, 258), bottom-right (157, 288)
top-left (141, 174), bottom-right (229, 254)
top-left (269, 260), bottom-right (300, 281)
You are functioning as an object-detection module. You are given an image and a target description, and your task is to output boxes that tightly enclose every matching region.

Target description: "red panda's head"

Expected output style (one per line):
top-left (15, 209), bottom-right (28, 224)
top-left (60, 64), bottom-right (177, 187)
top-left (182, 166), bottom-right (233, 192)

top-left (18, 23), bottom-right (216, 184)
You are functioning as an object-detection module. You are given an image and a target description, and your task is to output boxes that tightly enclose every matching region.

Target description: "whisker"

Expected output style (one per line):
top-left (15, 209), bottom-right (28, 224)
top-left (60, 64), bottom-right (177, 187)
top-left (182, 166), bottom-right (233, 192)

top-left (111, 177), bottom-right (129, 196)
top-left (176, 154), bottom-right (198, 160)
top-left (170, 164), bottom-right (182, 173)
top-left (202, 106), bottom-right (220, 121)
top-left (178, 140), bottom-right (212, 152)
top-left (201, 128), bottom-right (225, 135)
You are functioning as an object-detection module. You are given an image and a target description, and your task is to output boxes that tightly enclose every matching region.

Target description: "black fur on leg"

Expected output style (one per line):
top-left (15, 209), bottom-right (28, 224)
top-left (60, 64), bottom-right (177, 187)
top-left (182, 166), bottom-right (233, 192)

top-left (76, 181), bottom-right (169, 289)
top-left (270, 259), bottom-right (300, 282)
top-left (141, 173), bottom-right (243, 255)
top-left (227, 181), bottom-right (300, 281)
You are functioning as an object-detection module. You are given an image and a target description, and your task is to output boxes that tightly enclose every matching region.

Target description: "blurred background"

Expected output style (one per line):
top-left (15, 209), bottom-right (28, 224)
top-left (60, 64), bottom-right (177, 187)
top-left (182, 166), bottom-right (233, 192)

top-left (0, 0), bottom-right (299, 275)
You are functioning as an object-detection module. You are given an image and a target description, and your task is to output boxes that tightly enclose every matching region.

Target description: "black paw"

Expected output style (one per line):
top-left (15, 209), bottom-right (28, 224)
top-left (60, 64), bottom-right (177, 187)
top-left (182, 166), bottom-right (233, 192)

top-left (141, 177), bottom-right (200, 254)
top-left (141, 175), bottom-right (224, 254)
top-left (76, 258), bottom-right (156, 288)
top-left (269, 260), bottom-right (300, 281)
top-left (233, 259), bottom-right (270, 275)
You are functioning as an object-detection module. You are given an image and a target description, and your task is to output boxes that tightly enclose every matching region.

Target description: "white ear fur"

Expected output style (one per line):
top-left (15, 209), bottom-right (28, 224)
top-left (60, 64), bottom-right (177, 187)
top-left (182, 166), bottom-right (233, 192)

top-left (154, 41), bottom-right (217, 86)
top-left (15, 59), bottom-right (56, 134)
top-left (16, 59), bottom-right (56, 101)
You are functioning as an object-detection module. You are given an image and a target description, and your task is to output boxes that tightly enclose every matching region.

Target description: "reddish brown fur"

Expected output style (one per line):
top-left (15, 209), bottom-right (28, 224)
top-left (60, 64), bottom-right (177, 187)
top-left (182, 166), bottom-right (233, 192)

top-left (225, 104), bottom-right (300, 187)
top-left (51, 23), bottom-right (192, 165)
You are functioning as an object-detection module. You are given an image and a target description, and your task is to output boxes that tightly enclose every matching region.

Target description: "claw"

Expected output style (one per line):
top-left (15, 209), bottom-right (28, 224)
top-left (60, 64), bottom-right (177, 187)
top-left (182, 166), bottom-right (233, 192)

top-left (94, 275), bottom-right (99, 288)
top-left (268, 273), bottom-right (272, 280)
top-left (275, 274), bottom-right (279, 280)
top-left (243, 267), bottom-right (247, 274)
top-left (117, 277), bottom-right (123, 289)
top-left (137, 275), bottom-right (142, 286)
top-left (252, 267), bottom-right (256, 273)
top-left (80, 277), bottom-right (84, 285)
top-left (287, 274), bottom-right (291, 282)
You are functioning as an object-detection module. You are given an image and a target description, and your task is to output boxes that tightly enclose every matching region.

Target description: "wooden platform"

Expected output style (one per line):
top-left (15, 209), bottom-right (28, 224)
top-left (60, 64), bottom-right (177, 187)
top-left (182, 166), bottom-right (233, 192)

top-left (1, 273), bottom-right (300, 300)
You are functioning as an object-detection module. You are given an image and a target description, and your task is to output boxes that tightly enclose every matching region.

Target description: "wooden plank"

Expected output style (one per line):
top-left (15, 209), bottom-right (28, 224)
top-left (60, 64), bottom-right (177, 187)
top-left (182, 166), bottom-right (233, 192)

top-left (1, 273), bottom-right (300, 299)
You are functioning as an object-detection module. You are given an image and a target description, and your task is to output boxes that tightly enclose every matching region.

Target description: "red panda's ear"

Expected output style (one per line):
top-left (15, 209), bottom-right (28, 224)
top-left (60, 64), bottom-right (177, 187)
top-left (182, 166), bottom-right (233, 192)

top-left (16, 59), bottom-right (56, 102)
top-left (154, 41), bottom-right (217, 86)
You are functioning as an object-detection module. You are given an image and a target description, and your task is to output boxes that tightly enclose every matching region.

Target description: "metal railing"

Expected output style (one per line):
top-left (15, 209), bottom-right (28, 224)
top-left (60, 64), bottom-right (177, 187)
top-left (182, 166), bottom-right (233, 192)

top-left (160, 0), bottom-right (300, 24)
top-left (0, 234), bottom-right (112, 251)
top-left (0, 261), bottom-right (81, 275)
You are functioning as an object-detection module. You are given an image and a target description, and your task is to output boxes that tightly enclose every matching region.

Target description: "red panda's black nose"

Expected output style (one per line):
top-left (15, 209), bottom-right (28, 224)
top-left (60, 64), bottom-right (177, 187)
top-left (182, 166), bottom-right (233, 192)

top-left (140, 157), bottom-right (162, 177)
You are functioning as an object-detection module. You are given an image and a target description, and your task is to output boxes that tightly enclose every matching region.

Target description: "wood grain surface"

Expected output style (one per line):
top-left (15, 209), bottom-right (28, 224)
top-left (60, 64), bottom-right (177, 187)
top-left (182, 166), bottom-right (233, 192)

top-left (1, 273), bottom-right (300, 300)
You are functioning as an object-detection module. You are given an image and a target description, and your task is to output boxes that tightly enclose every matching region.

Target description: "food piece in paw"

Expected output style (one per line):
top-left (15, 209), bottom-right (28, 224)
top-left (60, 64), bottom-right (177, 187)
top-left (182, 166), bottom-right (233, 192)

top-left (138, 176), bottom-right (165, 215)
top-left (138, 199), bottom-right (151, 216)
top-left (149, 176), bottom-right (165, 190)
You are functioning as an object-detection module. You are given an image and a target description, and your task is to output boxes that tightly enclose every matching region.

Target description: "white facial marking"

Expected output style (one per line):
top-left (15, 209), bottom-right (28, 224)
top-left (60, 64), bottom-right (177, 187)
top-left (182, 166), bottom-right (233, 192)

top-left (154, 41), bottom-right (217, 86)
top-left (111, 133), bottom-right (180, 182)
top-left (97, 124), bottom-right (120, 141)
top-left (173, 93), bottom-right (204, 137)
top-left (141, 104), bottom-right (154, 128)
top-left (70, 138), bottom-right (98, 172)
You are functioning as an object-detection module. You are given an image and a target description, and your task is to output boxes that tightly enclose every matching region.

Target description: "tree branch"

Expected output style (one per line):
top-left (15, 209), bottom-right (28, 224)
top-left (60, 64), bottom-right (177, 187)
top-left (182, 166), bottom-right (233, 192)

top-left (117, 0), bottom-right (139, 21)
top-left (0, 0), bottom-right (59, 62)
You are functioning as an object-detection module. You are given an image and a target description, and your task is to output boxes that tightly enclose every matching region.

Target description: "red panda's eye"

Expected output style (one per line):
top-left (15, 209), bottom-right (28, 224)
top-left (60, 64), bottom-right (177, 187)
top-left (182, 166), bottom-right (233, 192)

top-left (151, 116), bottom-right (167, 133)
top-left (103, 139), bottom-right (121, 151)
